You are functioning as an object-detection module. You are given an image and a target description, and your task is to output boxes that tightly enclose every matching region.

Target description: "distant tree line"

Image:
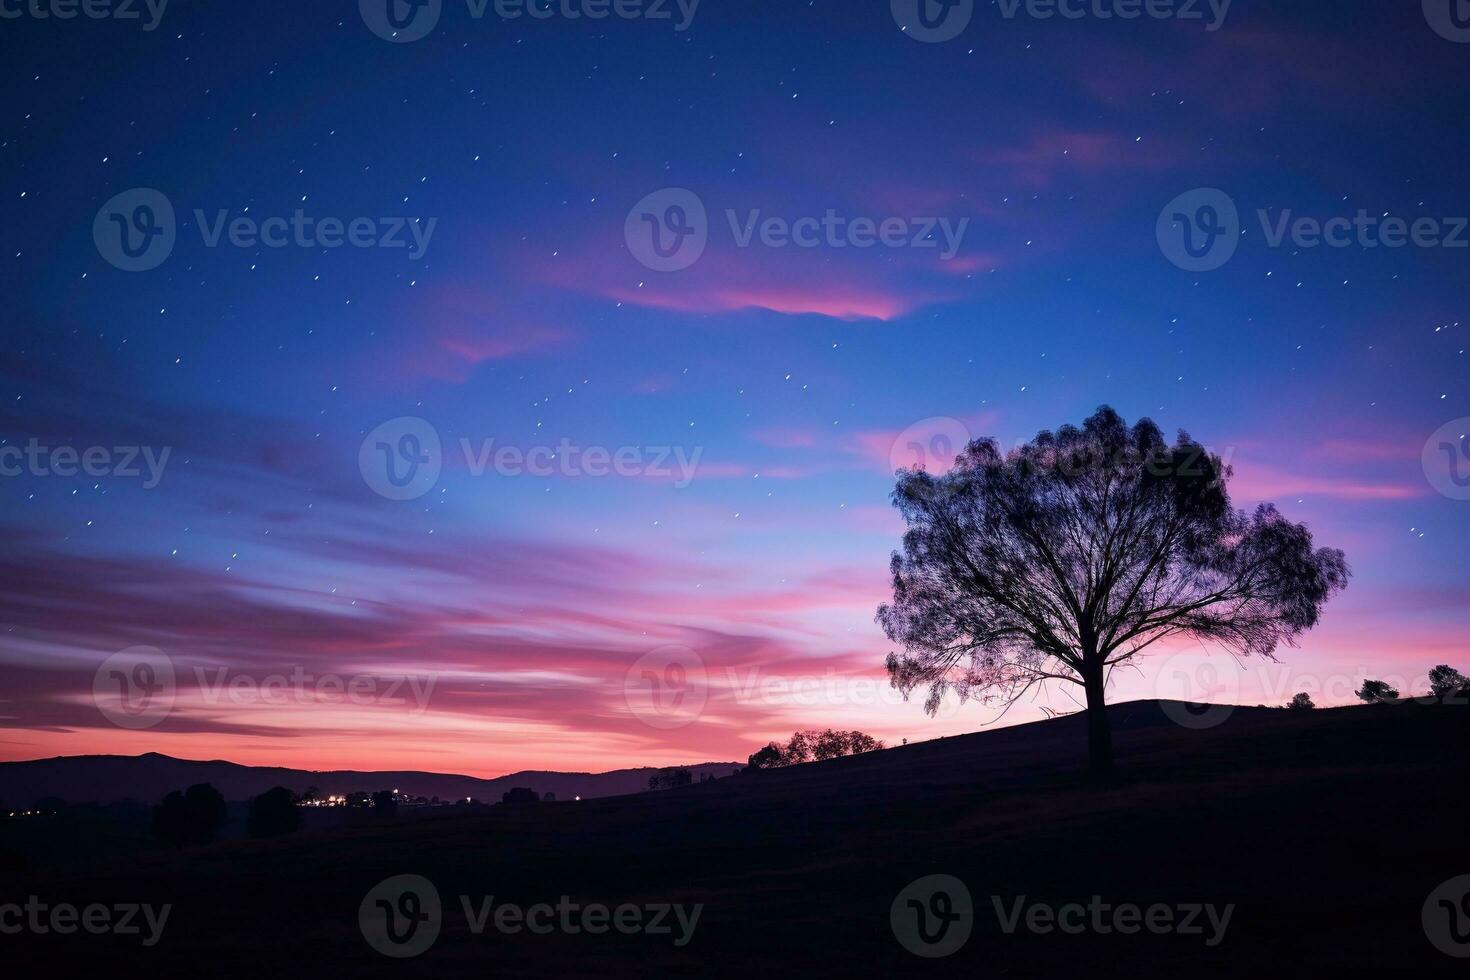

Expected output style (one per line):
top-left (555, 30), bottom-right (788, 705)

top-left (151, 782), bottom-right (417, 844)
top-left (745, 730), bottom-right (885, 771)
top-left (647, 768), bottom-right (693, 791)
top-left (1281, 663), bottom-right (1467, 710)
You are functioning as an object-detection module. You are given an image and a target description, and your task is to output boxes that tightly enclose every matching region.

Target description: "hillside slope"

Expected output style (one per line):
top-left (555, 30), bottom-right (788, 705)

top-left (4, 698), bottom-right (1465, 977)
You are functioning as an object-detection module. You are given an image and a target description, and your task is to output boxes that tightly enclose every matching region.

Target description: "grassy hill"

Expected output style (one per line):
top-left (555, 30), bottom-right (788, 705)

top-left (3, 698), bottom-right (1464, 977)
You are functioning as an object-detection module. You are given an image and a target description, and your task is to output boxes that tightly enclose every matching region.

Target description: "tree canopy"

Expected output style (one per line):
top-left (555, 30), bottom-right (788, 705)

top-left (247, 786), bottom-right (301, 838)
top-left (153, 782), bottom-right (227, 845)
top-left (1428, 664), bottom-right (1468, 698)
top-left (746, 730), bottom-right (886, 770)
top-left (878, 406), bottom-right (1349, 770)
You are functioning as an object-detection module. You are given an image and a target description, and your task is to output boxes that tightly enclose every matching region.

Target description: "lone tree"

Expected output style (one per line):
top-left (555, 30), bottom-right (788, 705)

top-left (878, 406), bottom-right (1349, 773)
top-left (247, 786), bottom-right (301, 838)
top-left (1427, 664), bottom-right (1468, 698)
top-left (1356, 679), bottom-right (1399, 704)
top-left (501, 787), bottom-right (541, 805)
top-left (746, 744), bottom-right (784, 771)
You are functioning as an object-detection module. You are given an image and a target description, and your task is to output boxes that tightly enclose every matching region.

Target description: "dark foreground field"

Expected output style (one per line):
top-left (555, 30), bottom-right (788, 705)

top-left (4, 699), bottom-right (1466, 977)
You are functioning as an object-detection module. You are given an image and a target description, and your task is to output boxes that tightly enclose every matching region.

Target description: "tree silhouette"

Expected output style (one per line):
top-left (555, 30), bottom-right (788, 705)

top-left (1286, 692), bottom-right (1315, 711)
top-left (1427, 664), bottom-right (1468, 698)
top-left (646, 768), bottom-right (693, 790)
top-left (1356, 679), bottom-right (1399, 703)
top-left (811, 731), bottom-right (848, 761)
top-left (247, 786), bottom-right (300, 837)
top-left (502, 786), bottom-right (540, 805)
top-left (745, 730), bottom-right (885, 769)
top-left (153, 782), bottom-right (227, 845)
top-left (878, 406), bottom-right (1349, 773)
top-left (783, 731), bottom-right (814, 765)
top-left (811, 729), bottom-right (884, 759)
top-left (746, 744), bottom-right (784, 770)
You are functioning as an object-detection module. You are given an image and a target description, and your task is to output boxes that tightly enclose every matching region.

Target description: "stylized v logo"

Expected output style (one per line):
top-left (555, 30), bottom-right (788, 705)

top-left (641, 205), bottom-right (696, 259)
top-left (1440, 893), bottom-right (1470, 946)
top-left (643, 664), bottom-right (687, 711)
top-left (1441, 440), bottom-right (1470, 488)
top-left (108, 205), bottom-right (165, 259)
top-left (907, 891), bottom-right (960, 944)
top-left (917, 0), bottom-right (963, 29)
top-left (1451, 0), bottom-right (1470, 31)
top-left (1174, 205), bottom-right (1225, 259)
top-left (385, 0), bottom-right (431, 29)
top-left (1440, 893), bottom-right (1470, 944)
top-left (378, 434), bottom-right (429, 488)
top-left (109, 662), bottom-right (162, 714)
top-left (376, 892), bottom-right (428, 945)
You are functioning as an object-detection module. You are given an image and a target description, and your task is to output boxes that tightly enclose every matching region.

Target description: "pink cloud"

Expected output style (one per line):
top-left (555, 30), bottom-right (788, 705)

top-left (534, 222), bottom-right (967, 323)
top-left (936, 252), bottom-right (1002, 276)
top-left (662, 462), bottom-right (817, 481)
top-left (0, 531), bottom-right (850, 773)
top-left (749, 426), bottom-right (822, 449)
top-left (1306, 437), bottom-right (1419, 464)
top-left (437, 328), bottom-right (565, 367)
top-left (376, 282), bottom-right (571, 383)
top-left (608, 279), bottom-right (922, 322)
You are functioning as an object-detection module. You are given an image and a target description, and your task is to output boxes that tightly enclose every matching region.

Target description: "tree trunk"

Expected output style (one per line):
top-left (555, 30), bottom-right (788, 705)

top-left (1083, 666), bottom-right (1113, 774)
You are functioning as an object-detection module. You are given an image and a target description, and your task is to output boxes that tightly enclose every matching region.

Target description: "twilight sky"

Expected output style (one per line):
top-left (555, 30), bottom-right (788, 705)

top-left (0, 1), bottom-right (1466, 776)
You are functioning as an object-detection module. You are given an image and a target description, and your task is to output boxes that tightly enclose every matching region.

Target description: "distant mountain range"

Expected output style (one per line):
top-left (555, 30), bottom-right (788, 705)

top-left (0, 752), bottom-right (743, 806)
